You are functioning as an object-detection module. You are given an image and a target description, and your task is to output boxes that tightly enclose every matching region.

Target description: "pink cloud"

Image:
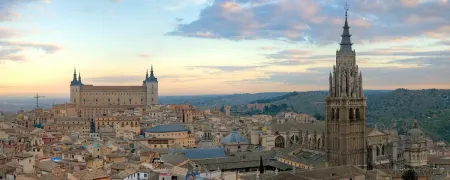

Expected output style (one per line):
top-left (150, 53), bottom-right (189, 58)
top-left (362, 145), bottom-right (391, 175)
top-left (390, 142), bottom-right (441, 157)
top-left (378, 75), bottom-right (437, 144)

top-left (0, 27), bottom-right (20, 39)
top-left (138, 53), bottom-right (150, 58)
top-left (400, 0), bottom-right (423, 7)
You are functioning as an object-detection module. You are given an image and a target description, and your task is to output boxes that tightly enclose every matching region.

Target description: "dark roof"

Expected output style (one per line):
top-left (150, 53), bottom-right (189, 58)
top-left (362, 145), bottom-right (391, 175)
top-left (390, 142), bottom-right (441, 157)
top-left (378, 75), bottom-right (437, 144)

top-left (191, 151), bottom-right (290, 171)
top-left (15, 152), bottom-right (33, 159)
top-left (169, 148), bottom-right (226, 159)
top-left (428, 156), bottom-right (450, 165)
top-left (145, 124), bottom-right (188, 133)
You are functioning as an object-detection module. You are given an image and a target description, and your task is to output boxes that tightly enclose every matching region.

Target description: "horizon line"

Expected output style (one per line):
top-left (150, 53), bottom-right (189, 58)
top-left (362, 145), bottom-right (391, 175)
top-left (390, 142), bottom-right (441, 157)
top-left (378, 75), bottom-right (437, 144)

top-left (0, 88), bottom-right (442, 99)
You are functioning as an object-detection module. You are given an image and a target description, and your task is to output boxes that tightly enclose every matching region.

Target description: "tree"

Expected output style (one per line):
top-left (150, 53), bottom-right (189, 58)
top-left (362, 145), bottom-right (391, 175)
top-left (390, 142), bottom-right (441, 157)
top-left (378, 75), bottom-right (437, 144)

top-left (313, 113), bottom-right (324, 120)
top-left (401, 169), bottom-right (418, 180)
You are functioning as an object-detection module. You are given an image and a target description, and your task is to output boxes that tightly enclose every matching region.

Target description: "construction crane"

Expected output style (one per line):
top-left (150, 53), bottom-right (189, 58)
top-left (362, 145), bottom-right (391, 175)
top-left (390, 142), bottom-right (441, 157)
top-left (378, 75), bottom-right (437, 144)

top-left (34, 93), bottom-right (45, 108)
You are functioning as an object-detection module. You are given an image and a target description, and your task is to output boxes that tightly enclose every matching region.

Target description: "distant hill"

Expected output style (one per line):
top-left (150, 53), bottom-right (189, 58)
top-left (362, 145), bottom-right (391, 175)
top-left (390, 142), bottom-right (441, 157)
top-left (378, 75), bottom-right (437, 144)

top-left (159, 92), bottom-right (287, 109)
top-left (0, 92), bottom-right (288, 112)
top-left (249, 89), bottom-right (450, 142)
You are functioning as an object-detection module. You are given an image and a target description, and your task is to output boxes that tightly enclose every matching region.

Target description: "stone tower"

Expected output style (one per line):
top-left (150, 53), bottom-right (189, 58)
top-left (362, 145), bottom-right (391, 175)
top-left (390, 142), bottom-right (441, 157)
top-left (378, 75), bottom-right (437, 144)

top-left (70, 68), bottom-right (83, 105)
top-left (143, 65), bottom-right (158, 106)
top-left (225, 106), bottom-right (231, 117)
top-left (325, 6), bottom-right (367, 168)
top-left (404, 121), bottom-right (427, 168)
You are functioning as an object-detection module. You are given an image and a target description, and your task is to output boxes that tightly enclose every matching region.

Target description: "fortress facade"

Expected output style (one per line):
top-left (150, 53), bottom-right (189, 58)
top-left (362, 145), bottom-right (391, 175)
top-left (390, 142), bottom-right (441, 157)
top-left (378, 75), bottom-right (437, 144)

top-left (69, 66), bottom-right (159, 119)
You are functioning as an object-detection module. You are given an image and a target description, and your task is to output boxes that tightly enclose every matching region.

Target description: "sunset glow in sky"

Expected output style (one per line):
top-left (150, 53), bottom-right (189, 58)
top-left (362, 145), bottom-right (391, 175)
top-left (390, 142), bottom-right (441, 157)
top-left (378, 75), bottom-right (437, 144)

top-left (0, 0), bottom-right (449, 97)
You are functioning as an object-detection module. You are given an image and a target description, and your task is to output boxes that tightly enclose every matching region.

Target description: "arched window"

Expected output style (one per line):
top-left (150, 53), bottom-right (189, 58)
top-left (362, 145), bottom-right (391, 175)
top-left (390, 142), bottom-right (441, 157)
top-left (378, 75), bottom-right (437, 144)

top-left (382, 145), bottom-right (385, 155)
top-left (317, 138), bottom-right (321, 149)
top-left (275, 136), bottom-right (285, 148)
top-left (376, 146), bottom-right (380, 156)
top-left (331, 108), bottom-right (335, 120)
top-left (336, 108), bottom-right (340, 120)
top-left (290, 135), bottom-right (299, 145)
top-left (349, 108), bottom-right (354, 120)
top-left (356, 108), bottom-right (360, 120)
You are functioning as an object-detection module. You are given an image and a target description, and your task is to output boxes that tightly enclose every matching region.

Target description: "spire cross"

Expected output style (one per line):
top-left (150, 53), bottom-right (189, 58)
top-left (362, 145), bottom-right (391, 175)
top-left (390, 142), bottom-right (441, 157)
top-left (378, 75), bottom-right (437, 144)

top-left (345, 1), bottom-right (349, 18)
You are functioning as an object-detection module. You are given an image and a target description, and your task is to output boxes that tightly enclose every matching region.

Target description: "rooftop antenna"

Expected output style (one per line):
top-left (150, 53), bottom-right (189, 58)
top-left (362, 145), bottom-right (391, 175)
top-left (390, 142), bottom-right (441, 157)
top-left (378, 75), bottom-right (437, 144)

top-left (34, 93), bottom-right (46, 108)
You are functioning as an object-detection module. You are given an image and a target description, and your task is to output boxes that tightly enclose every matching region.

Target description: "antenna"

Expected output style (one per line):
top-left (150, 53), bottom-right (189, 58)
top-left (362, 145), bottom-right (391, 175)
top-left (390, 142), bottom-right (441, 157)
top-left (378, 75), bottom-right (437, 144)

top-left (34, 93), bottom-right (46, 108)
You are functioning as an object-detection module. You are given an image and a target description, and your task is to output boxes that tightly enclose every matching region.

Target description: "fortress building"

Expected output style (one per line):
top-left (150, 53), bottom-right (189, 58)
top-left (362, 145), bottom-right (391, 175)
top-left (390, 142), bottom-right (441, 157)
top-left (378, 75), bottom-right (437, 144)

top-left (69, 66), bottom-right (158, 119)
top-left (325, 6), bottom-right (367, 168)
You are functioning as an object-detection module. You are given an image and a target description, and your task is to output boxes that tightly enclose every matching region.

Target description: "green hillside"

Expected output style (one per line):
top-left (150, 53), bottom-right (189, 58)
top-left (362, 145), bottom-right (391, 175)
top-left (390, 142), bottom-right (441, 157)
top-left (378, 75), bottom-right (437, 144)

top-left (251, 89), bottom-right (450, 142)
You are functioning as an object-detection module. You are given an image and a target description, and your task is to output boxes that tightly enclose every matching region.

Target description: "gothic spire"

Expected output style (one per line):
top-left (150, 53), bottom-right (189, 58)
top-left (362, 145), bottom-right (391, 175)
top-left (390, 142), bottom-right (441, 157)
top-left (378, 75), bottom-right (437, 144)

top-left (145, 65), bottom-right (158, 82)
top-left (78, 71), bottom-right (82, 84)
top-left (146, 69), bottom-right (149, 79)
top-left (340, 2), bottom-right (353, 52)
top-left (73, 67), bottom-right (77, 81)
top-left (150, 65), bottom-right (154, 77)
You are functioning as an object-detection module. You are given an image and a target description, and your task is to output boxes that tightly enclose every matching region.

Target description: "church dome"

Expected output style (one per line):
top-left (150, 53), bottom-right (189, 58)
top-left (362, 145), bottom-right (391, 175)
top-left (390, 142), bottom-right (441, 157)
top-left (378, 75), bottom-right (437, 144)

top-left (407, 120), bottom-right (425, 142)
top-left (221, 128), bottom-right (249, 144)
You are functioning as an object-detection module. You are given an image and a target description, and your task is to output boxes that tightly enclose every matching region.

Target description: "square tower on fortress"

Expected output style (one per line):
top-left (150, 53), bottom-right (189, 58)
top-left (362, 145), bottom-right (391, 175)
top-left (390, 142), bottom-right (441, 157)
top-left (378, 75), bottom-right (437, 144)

top-left (325, 5), bottom-right (367, 169)
top-left (69, 66), bottom-right (159, 110)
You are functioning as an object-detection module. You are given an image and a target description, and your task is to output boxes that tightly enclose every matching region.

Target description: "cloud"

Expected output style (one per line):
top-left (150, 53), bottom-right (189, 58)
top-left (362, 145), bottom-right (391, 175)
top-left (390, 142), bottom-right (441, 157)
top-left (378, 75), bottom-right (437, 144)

top-left (0, 84), bottom-right (16, 89)
top-left (176, 18), bottom-right (184, 22)
top-left (165, 0), bottom-right (210, 10)
top-left (168, 0), bottom-right (450, 44)
top-left (0, 41), bottom-right (61, 53)
top-left (230, 53), bottom-right (450, 88)
top-left (84, 75), bottom-right (185, 84)
top-left (358, 49), bottom-right (450, 57)
top-left (138, 53), bottom-right (150, 58)
top-left (188, 65), bottom-right (265, 72)
top-left (264, 49), bottom-right (333, 65)
top-left (258, 46), bottom-right (279, 51)
top-left (437, 40), bottom-right (450, 45)
top-left (0, 0), bottom-right (48, 22)
top-left (85, 75), bottom-right (145, 83)
top-left (231, 71), bottom-right (327, 85)
top-left (0, 27), bottom-right (20, 39)
top-left (0, 41), bottom-right (61, 62)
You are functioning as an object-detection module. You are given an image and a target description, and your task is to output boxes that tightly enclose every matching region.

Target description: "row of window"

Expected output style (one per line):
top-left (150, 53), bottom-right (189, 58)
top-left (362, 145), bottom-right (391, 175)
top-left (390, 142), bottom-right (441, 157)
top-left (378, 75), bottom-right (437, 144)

top-left (75, 98), bottom-right (154, 103)
top-left (82, 92), bottom-right (145, 96)
top-left (330, 108), bottom-right (362, 120)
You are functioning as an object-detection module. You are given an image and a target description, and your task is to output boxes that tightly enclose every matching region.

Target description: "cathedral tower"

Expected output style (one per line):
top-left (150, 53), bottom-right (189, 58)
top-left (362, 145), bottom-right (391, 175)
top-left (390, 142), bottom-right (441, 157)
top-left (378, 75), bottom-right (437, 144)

top-left (325, 5), bottom-right (367, 168)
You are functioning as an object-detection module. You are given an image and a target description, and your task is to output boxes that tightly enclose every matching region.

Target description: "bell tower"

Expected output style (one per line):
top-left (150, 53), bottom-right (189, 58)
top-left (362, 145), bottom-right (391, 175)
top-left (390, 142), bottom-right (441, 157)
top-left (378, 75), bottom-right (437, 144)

top-left (325, 3), bottom-right (367, 169)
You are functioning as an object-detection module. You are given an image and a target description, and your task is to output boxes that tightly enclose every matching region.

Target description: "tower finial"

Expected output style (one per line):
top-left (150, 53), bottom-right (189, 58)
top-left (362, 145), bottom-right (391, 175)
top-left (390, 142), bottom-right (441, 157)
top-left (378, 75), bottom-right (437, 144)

top-left (78, 70), bottom-right (82, 84)
top-left (345, 1), bottom-right (349, 19)
top-left (339, 1), bottom-right (352, 52)
top-left (72, 66), bottom-right (77, 82)
top-left (146, 69), bottom-right (149, 79)
top-left (150, 65), bottom-right (154, 76)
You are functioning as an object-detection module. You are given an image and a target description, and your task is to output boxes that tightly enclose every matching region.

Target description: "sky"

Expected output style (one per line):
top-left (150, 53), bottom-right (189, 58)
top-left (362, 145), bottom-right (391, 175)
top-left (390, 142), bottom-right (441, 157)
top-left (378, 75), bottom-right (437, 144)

top-left (0, 0), bottom-right (449, 97)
